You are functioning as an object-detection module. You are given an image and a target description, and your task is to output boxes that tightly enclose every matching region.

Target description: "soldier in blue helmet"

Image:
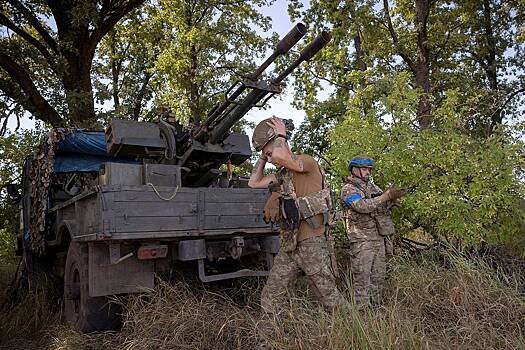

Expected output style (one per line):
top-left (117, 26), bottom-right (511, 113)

top-left (340, 155), bottom-right (406, 308)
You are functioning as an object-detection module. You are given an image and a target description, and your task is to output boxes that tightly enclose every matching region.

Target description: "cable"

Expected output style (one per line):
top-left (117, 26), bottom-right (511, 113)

top-left (146, 183), bottom-right (179, 201)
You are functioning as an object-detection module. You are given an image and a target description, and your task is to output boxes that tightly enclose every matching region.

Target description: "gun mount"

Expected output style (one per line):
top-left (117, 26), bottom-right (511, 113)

top-left (105, 23), bottom-right (331, 187)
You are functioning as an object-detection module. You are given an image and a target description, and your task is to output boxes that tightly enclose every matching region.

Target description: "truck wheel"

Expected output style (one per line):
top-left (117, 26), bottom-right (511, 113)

top-left (64, 242), bottom-right (122, 333)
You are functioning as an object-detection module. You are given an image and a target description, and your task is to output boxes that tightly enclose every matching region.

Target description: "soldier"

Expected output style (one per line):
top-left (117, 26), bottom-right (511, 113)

top-left (341, 155), bottom-right (406, 308)
top-left (248, 116), bottom-right (344, 316)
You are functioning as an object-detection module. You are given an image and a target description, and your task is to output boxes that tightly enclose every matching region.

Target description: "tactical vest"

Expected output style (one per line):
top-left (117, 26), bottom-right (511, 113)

top-left (275, 164), bottom-right (333, 230)
top-left (342, 177), bottom-right (395, 240)
top-left (275, 164), bottom-right (339, 275)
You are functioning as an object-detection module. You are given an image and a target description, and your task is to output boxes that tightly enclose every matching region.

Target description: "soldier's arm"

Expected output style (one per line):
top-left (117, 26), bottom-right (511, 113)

top-left (341, 185), bottom-right (383, 214)
top-left (266, 117), bottom-right (306, 173)
top-left (350, 197), bottom-right (383, 213)
top-left (248, 156), bottom-right (277, 188)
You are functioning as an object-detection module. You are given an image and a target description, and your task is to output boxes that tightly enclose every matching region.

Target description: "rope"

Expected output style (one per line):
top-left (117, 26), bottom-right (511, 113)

top-left (147, 183), bottom-right (179, 201)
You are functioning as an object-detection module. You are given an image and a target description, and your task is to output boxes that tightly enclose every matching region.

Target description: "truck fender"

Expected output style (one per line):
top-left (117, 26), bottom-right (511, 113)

top-left (57, 220), bottom-right (76, 245)
top-left (46, 220), bottom-right (76, 249)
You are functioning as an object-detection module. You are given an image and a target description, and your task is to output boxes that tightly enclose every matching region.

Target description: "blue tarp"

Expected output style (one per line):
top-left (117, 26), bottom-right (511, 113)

top-left (56, 131), bottom-right (107, 156)
top-left (53, 154), bottom-right (138, 172)
top-left (53, 130), bottom-right (137, 172)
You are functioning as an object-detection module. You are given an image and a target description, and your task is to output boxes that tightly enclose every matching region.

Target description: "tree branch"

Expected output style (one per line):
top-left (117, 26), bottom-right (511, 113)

top-left (6, 0), bottom-right (58, 52)
top-left (382, 0), bottom-right (417, 73)
top-left (92, 0), bottom-right (146, 46)
top-left (0, 52), bottom-right (63, 126)
top-left (305, 67), bottom-right (354, 92)
top-left (491, 88), bottom-right (525, 121)
top-left (132, 71), bottom-right (153, 121)
top-left (0, 12), bottom-right (53, 61)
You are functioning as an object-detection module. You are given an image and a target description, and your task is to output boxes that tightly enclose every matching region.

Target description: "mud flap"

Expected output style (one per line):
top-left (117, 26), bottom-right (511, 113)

top-left (88, 242), bottom-right (154, 297)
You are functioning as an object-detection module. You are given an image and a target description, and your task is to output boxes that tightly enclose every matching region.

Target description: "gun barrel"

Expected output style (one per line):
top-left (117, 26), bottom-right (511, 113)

top-left (205, 30), bottom-right (332, 144)
top-left (195, 23), bottom-right (307, 141)
top-left (208, 88), bottom-right (266, 143)
top-left (252, 23), bottom-right (307, 78)
top-left (272, 31), bottom-right (331, 84)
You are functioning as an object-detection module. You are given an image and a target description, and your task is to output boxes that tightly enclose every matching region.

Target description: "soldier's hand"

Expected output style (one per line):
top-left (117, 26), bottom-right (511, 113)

top-left (266, 116), bottom-right (287, 136)
top-left (381, 186), bottom-right (407, 202)
top-left (263, 192), bottom-right (281, 223)
top-left (268, 181), bottom-right (280, 193)
top-left (385, 186), bottom-right (407, 201)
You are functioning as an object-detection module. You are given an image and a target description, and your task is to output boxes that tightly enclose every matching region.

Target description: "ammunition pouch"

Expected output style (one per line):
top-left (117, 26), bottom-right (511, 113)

top-left (281, 196), bottom-right (301, 231)
top-left (374, 213), bottom-right (395, 236)
top-left (296, 188), bottom-right (332, 229)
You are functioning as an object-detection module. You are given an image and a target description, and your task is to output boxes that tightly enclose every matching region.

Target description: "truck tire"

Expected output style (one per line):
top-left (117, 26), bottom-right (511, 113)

top-left (64, 242), bottom-right (122, 333)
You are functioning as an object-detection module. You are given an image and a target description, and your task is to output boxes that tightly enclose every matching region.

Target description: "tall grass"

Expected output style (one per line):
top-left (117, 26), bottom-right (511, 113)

top-left (1, 252), bottom-right (524, 350)
top-left (0, 265), bottom-right (61, 349)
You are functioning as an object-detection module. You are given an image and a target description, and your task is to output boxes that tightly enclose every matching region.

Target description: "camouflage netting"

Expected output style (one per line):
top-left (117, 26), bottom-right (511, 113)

top-left (28, 129), bottom-right (66, 254)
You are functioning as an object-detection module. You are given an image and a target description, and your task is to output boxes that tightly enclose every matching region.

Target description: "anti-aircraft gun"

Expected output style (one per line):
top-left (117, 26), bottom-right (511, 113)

top-left (105, 23), bottom-right (331, 187)
top-left (13, 23), bottom-right (331, 333)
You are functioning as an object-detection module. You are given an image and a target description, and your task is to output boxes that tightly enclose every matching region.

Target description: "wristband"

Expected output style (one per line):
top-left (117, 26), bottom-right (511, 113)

top-left (276, 134), bottom-right (288, 140)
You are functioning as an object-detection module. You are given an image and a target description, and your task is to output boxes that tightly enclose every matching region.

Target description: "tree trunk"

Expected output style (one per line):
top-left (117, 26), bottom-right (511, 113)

top-left (384, 0), bottom-right (432, 129)
top-left (132, 73), bottom-right (153, 121)
top-left (414, 0), bottom-right (431, 128)
top-left (62, 54), bottom-right (97, 127)
top-left (482, 0), bottom-right (501, 132)
top-left (110, 30), bottom-right (121, 109)
top-left (1, 0), bottom-right (145, 128)
top-left (185, 0), bottom-right (203, 124)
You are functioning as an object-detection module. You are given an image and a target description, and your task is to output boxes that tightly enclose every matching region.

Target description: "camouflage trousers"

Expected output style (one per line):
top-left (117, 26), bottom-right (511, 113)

top-left (349, 239), bottom-right (386, 308)
top-left (260, 235), bottom-right (344, 315)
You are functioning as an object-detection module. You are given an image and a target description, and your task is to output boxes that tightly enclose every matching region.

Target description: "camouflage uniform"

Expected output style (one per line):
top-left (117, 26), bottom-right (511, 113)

top-left (260, 167), bottom-right (344, 316)
top-left (260, 235), bottom-right (343, 314)
top-left (341, 173), bottom-right (396, 307)
top-left (252, 118), bottom-right (344, 315)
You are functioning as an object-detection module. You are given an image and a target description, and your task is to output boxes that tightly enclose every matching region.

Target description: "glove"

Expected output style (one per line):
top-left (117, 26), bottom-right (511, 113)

top-left (268, 181), bottom-right (281, 193)
top-left (281, 197), bottom-right (300, 231)
top-left (263, 192), bottom-right (281, 223)
top-left (382, 186), bottom-right (407, 202)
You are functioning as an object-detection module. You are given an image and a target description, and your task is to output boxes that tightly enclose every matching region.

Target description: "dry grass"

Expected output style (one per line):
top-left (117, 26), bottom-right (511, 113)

top-left (1, 252), bottom-right (524, 350)
top-left (0, 264), bottom-right (61, 350)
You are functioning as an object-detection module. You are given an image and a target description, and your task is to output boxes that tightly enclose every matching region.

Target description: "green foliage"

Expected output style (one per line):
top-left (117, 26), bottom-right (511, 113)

top-left (94, 0), bottom-right (274, 124)
top-left (93, 5), bottom-right (161, 122)
top-left (286, 0), bottom-right (525, 247)
top-left (289, 0), bottom-right (525, 136)
top-left (154, 0), bottom-right (274, 123)
top-left (328, 74), bottom-right (525, 245)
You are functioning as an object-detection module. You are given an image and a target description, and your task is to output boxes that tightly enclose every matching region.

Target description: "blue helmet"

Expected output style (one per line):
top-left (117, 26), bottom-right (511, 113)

top-left (348, 155), bottom-right (374, 172)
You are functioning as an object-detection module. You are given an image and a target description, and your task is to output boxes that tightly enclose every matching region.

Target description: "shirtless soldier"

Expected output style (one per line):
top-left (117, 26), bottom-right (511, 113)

top-left (248, 116), bottom-right (344, 316)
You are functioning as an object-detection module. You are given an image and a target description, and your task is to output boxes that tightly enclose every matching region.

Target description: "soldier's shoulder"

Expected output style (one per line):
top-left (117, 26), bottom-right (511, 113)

top-left (298, 153), bottom-right (318, 165)
top-left (371, 182), bottom-right (383, 192)
top-left (341, 182), bottom-right (362, 196)
top-left (297, 154), bottom-right (319, 173)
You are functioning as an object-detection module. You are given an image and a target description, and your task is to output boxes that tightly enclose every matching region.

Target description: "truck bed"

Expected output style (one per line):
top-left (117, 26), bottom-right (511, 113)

top-left (50, 185), bottom-right (278, 241)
